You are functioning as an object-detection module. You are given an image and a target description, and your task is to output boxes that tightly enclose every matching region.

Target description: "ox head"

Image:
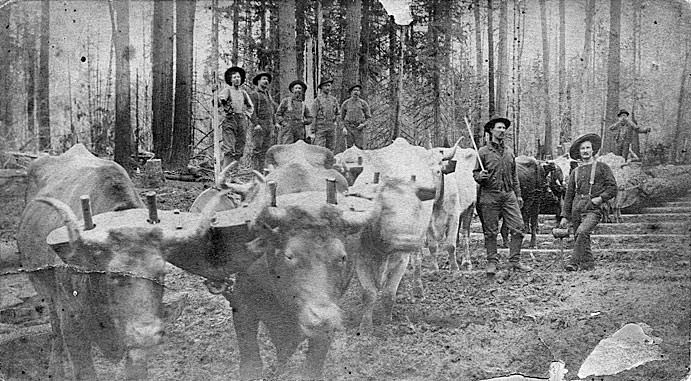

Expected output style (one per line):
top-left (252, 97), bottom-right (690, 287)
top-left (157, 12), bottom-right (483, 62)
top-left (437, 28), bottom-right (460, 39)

top-left (37, 195), bottom-right (224, 353)
top-left (245, 192), bottom-right (376, 337)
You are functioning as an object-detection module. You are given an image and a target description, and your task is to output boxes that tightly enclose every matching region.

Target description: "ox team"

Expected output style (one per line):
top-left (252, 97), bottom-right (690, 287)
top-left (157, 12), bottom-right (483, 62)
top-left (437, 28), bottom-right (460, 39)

top-left (20, 64), bottom-right (621, 379)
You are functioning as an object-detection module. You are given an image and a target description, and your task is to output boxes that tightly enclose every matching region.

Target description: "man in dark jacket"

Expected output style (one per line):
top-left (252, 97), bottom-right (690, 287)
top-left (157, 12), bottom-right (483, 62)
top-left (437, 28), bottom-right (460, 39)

top-left (275, 80), bottom-right (313, 144)
top-left (473, 116), bottom-right (531, 276)
top-left (559, 133), bottom-right (618, 271)
top-left (248, 71), bottom-right (277, 170)
top-left (609, 109), bottom-right (650, 158)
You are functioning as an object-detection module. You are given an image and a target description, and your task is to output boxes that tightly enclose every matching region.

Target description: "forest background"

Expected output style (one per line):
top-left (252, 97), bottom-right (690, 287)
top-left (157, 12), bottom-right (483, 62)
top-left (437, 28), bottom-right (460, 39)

top-left (0, 0), bottom-right (689, 170)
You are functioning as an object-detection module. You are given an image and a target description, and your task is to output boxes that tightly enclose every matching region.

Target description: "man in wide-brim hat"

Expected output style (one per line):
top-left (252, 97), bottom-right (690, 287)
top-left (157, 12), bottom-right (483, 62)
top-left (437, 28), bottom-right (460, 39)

top-left (248, 71), bottom-right (277, 170)
top-left (608, 108), bottom-right (650, 159)
top-left (275, 79), bottom-right (313, 144)
top-left (340, 84), bottom-right (371, 149)
top-left (218, 66), bottom-right (254, 167)
top-left (559, 133), bottom-right (617, 271)
top-left (473, 115), bottom-right (531, 275)
top-left (311, 78), bottom-right (340, 150)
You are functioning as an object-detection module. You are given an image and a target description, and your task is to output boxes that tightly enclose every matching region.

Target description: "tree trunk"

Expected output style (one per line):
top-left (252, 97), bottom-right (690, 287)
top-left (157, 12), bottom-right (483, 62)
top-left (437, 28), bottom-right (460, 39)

top-left (603, 0), bottom-right (622, 154)
top-left (24, 24), bottom-right (36, 141)
top-left (487, 0), bottom-right (495, 117)
top-left (581, 0), bottom-right (594, 139)
top-left (539, 0), bottom-right (552, 158)
top-left (359, 0), bottom-right (371, 94)
top-left (516, 0), bottom-right (526, 152)
top-left (278, 0), bottom-right (297, 100)
top-left (429, 0), bottom-right (442, 146)
top-left (673, 42), bottom-right (689, 163)
top-left (232, 0), bottom-right (240, 65)
top-left (388, 15), bottom-right (397, 128)
top-left (316, 0), bottom-right (324, 86)
top-left (496, 0), bottom-right (507, 117)
top-left (38, 0), bottom-right (51, 151)
top-left (296, 0), bottom-right (306, 80)
top-left (631, 0), bottom-right (642, 157)
top-left (341, 0), bottom-right (362, 101)
top-left (112, 0), bottom-right (132, 168)
top-left (152, 0), bottom-right (175, 161)
top-left (170, 0), bottom-right (196, 169)
top-left (0, 4), bottom-right (11, 139)
top-left (558, 0), bottom-right (567, 143)
top-left (473, 0), bottom-right (483, 144)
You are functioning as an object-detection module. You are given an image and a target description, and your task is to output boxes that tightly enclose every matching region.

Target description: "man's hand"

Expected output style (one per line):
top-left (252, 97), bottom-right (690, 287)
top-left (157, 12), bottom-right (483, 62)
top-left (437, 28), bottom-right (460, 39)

top-left (559, 217), bottom-right (569, 228)
top-left (342, 127), bottom-right (348, 135)
top-left (591, 196), bottom-right (603, 206)
top-left (517, 197), bottom-right (524, 209)
top-left (644, 127), bottom-right (652, 133)
top-left (254, 124), bottom-right (262, 132)
top-left (357, 123), bottom-right (365, 130)
top-left (476, 170), bottom-right (490, 182)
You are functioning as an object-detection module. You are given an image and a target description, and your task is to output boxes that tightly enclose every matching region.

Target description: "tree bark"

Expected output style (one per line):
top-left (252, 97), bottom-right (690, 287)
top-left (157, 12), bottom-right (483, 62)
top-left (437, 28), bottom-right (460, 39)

top-left (152, 0), bottom-right (175, 161)
top-left (388, 15), bottom-right (397, 128)
top-left (170, 0), bottom-right (196, 169)
top-left (112, 0), bottom-right (132, 168)
top-left (24, 24), bottom-right (36, 141)
top-left (673, 42), bottom-right (689, 163)
top-left (359, 0), bottom-right (371, 95)
top-left (539, 0), bottom-right (553, 158)
top-left (341, 0), bottom-right (362, 101)
top-left (581, 0), bottom-right (594, 139)
top-left (232, 0), bottom-right (240, 65)
top-left (496, 0), bottom-right (507, 117)
top-left (278, 0), bottom-right (297, 100)
top-left (0, 4), bottom-right (11, 138)
top-left (487, 0), bottom-right (495, 117)
top-left (296, 0), bottom-right (306, 80)
top-left (473, 0), bottom-right (483, 144)
top-left (38, 0), bottom-right (50, 151)
top-left (603, 0), bottom-right (622, 154)
top-left (558, 0), bottom-right (568, 143)
top-left (429, 0), bottom-right (442, 146)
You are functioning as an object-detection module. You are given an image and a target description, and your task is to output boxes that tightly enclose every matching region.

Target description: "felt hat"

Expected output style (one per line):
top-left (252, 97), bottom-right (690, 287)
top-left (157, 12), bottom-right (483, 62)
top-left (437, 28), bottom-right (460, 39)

top-left (348, 84), bottom-right (362, 93)
top-left (224, 66), bottom-right (246, 85)
top-left (617, 109), bottom-right (630, 117)
top-left (288, 80), bottom-right (308, 93)
top-left (483, 116), bottom-right (512, 133)
top-left (570, 133), bottom-right (602, 160)
top-left (252, 72), bottom-right (272, 86)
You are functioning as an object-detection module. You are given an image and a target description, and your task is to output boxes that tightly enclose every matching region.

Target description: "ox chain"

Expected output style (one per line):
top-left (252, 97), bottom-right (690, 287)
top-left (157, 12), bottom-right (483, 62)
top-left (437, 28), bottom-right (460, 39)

top-left (0, 264), bottom-right (170, 289)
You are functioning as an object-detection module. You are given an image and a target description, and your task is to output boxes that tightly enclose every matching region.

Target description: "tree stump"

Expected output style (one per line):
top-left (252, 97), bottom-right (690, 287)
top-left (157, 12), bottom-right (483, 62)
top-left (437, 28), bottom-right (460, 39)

top-left (142, 158), bottom-right (165, 188)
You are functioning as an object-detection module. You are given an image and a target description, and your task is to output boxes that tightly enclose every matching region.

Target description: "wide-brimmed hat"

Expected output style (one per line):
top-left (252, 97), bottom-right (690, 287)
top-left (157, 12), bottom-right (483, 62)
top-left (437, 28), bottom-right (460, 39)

top-left (225, 66), bottom-right (246, 85)
top-left (252, 72), bottom-right (272, 86)
top-left (288, 80), bottom-right (307, 93)
top-left (348, 84), bottom-right (362, 93)
top-left (318, 78), bottom-right (334, 89)
top-left (483, 116), bottom-right (512, 133)
top-left (570, 133), bottom-right (602, 160)
top-left (617, 109), bottom-right (630, 117)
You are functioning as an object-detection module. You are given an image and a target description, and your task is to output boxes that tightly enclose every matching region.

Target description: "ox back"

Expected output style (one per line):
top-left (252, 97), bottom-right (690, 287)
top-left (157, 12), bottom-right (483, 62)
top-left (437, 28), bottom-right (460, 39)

top-left (16, 144), bottom-right (158, 380)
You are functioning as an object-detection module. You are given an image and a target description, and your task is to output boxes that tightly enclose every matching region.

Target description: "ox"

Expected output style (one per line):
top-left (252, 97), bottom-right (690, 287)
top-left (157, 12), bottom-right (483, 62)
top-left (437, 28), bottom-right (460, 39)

top-left (346, 138), bottom-right (455, 332)
top-left (16, 144), bottom-right (208, 380)
top-left (177, 142), bottom-right (375, 379)
top-left (425, 146), bottom-right (477, 271)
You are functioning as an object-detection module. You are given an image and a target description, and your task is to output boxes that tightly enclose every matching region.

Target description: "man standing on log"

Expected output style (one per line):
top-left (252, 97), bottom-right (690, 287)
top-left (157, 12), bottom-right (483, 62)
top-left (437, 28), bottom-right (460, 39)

top-left (559, 133), bottom-right (618, 271)
top-left (275, 80), bottom-right (313, 144)
top-left (340, 84), bottom-right (371, 149)
top-left (249, 72), bottom-right (277, 170)
top-left (311, 78), bottom-right (340, 150)
top-left (608, 109), bottom-right (650, 159)
top-left (474, 116), bottom-right (532, 276)
top-left (218, 66), bottom-right (254, 167)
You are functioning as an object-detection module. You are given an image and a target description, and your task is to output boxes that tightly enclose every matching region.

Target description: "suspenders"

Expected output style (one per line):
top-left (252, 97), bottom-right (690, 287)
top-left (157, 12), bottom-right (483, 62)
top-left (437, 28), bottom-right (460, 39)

top-left (574, 161), bottom-right (598, 197)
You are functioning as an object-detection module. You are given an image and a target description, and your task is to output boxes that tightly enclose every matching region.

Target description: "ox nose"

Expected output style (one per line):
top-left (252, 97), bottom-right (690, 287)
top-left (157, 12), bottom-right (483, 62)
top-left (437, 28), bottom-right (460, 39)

top-left (299, 302), bottom-right (343, 337)
top-left (125, 318), bottom-right (165, 348)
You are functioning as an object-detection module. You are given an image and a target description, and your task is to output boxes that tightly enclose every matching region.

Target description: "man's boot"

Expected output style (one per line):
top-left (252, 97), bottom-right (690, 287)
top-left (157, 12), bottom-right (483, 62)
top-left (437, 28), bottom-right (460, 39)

top-left (485, 237), bottom-right (499, 276)
top-left (509, 233), bottom-right (532, 272)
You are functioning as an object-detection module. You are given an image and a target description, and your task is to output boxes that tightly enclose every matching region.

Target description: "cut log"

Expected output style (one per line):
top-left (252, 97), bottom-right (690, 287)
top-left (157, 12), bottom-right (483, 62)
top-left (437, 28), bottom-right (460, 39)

top-left (141, 158), bottom-right (165, 188)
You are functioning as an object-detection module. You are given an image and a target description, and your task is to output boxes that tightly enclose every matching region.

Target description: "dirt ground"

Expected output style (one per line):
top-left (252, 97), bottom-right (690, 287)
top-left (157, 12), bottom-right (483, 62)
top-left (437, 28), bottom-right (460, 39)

top-left (1, 173), bottom-right (690, 381)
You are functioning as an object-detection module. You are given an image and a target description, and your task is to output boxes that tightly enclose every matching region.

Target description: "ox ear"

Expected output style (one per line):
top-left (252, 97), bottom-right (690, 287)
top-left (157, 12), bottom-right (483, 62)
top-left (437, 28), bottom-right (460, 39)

top-left (415, 185), bottom-right (437, 201)
top-left (36, 197), bottom-right (85, 264)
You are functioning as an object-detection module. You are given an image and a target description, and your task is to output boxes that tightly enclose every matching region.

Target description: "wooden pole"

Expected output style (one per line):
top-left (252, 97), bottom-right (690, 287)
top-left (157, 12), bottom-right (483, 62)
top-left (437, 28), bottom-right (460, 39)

top-left (213, 73), bottom-right (221, 188)
top-left (464, 116), bottom-right (485, 171)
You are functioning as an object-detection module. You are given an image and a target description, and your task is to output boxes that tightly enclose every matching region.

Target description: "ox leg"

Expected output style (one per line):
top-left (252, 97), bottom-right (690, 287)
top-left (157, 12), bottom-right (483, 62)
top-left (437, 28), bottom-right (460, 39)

top-left (29, 272), bottom-right (66, 380)
top-left (529, 212), bottom-right (538, 248)
top-left (124, 348), bottom-right (149, 380)
top-left (410, 250), bottom-right (425, 299)
top-left (457, 208), bottom-right (474, 271)
top-left (266, 319), bottom-right (302, 378)
top-left (380, 252), bottom-right (411, 323)
top-left (304, 334), bottom-right (332, 379)
top-left (355, 255), bottom-right (380, 334)
top-left (60, 323), bottom-right (96, 380)
top-left (446, 243), bottom-right (459, 272)
top-left (232, 287), bottom-right (264, 380)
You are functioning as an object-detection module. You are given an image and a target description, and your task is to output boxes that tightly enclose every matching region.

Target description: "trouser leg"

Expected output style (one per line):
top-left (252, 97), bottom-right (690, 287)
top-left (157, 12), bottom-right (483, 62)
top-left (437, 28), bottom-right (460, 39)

top-left (575, 211), bottom-right (600, 267)
top-left (479, 192), bottom-right (501, 264)
top-left (502, 192), bottom-right (525, 263)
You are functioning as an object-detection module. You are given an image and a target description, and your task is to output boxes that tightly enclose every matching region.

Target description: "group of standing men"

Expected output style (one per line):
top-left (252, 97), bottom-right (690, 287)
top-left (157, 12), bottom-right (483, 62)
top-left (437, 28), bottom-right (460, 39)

top-left (217, 66), bottom-right (371, 169)
top-left (475, 116), bottom-right (623, 276)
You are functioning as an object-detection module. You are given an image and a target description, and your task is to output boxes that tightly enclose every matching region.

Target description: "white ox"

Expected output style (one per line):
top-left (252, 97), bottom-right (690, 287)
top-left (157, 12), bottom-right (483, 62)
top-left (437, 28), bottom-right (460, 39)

top-left (424, 147), bottom-right (478, 271)
top-left (342, 138), bottom-right (456, 332)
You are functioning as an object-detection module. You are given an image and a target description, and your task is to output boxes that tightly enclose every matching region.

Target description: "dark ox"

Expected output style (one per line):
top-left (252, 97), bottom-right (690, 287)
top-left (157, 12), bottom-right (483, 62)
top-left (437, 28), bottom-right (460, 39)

top-left (16, 144), bottom-right (208, 380)
top-left (345, 138), bottom-right (455, 332)
top-left (500, 156), bottom-right (565, 248)
top-left (178, 142), bottom-right (375, 379)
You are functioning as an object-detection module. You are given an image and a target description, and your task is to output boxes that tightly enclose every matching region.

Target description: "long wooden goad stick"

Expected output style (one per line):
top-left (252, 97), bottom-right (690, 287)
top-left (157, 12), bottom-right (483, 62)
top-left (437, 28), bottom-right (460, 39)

top-left (463, 116), bottom-right (485, 172)
top-left (213, 74), bottom-right (222, 188)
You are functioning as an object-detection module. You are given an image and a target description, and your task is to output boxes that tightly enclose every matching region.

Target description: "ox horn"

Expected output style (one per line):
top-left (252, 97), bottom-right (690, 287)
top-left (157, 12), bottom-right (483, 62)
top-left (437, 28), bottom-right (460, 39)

top-left (219, 161), bottom-right (240, 188)
top-left (441, 137), bottom-right (462, 160)
top-left (194, 188), bottom-right (234, 234)
top-left (33, 197), bottom-right (82, 246)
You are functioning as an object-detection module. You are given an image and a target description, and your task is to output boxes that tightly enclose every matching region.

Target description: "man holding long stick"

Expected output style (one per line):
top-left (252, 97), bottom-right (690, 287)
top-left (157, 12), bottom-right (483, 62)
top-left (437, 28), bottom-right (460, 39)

top-left (472, 116), bottom-right (531, 276)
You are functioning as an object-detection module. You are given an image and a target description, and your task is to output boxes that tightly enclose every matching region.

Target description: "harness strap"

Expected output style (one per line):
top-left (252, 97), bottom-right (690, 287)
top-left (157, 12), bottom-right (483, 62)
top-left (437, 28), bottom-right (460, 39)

top-left (575, 160), bottom-right (598, 197)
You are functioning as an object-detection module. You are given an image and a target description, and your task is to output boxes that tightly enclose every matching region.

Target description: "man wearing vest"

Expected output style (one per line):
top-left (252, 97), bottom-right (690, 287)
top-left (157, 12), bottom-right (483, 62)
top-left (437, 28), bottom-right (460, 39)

top-left (312, 78), bottom-right (340, 150)
top-left (473, 116), bottom-right (532, 276)
top-left (218, 66), bottom-right (254, 167)
top-left (275, 80), bottom-right (313, 144)
top-left (249, 71), bottom-right (277, 170)
top-left (559, 133), bottom-right (618, 271)
top-left (340, 84), bottom-right (371, 149)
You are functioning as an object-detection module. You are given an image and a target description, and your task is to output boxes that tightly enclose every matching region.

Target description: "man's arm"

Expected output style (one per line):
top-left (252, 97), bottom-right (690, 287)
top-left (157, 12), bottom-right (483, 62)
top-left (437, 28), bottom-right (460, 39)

top-left (248, 92), bottom-right (260, 126)
top-left (472, 149), bottom-right (489, 184)
top-left (511, 157), bottom-right (522, 199)
top-left (243, 91), bottom-right (254, 118)
top-left (303, 102), bottom-right (314, 125)
top-left (561, 171), bottom-right (576, 221)
top-left (275, 99), bottom-right (287, 125)
top-left (363, 100), bottom-right (372, 120)
top-left (598, 164), bottom-right (618, 203)
top-left (340, 100), bottom-right (348, 121)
